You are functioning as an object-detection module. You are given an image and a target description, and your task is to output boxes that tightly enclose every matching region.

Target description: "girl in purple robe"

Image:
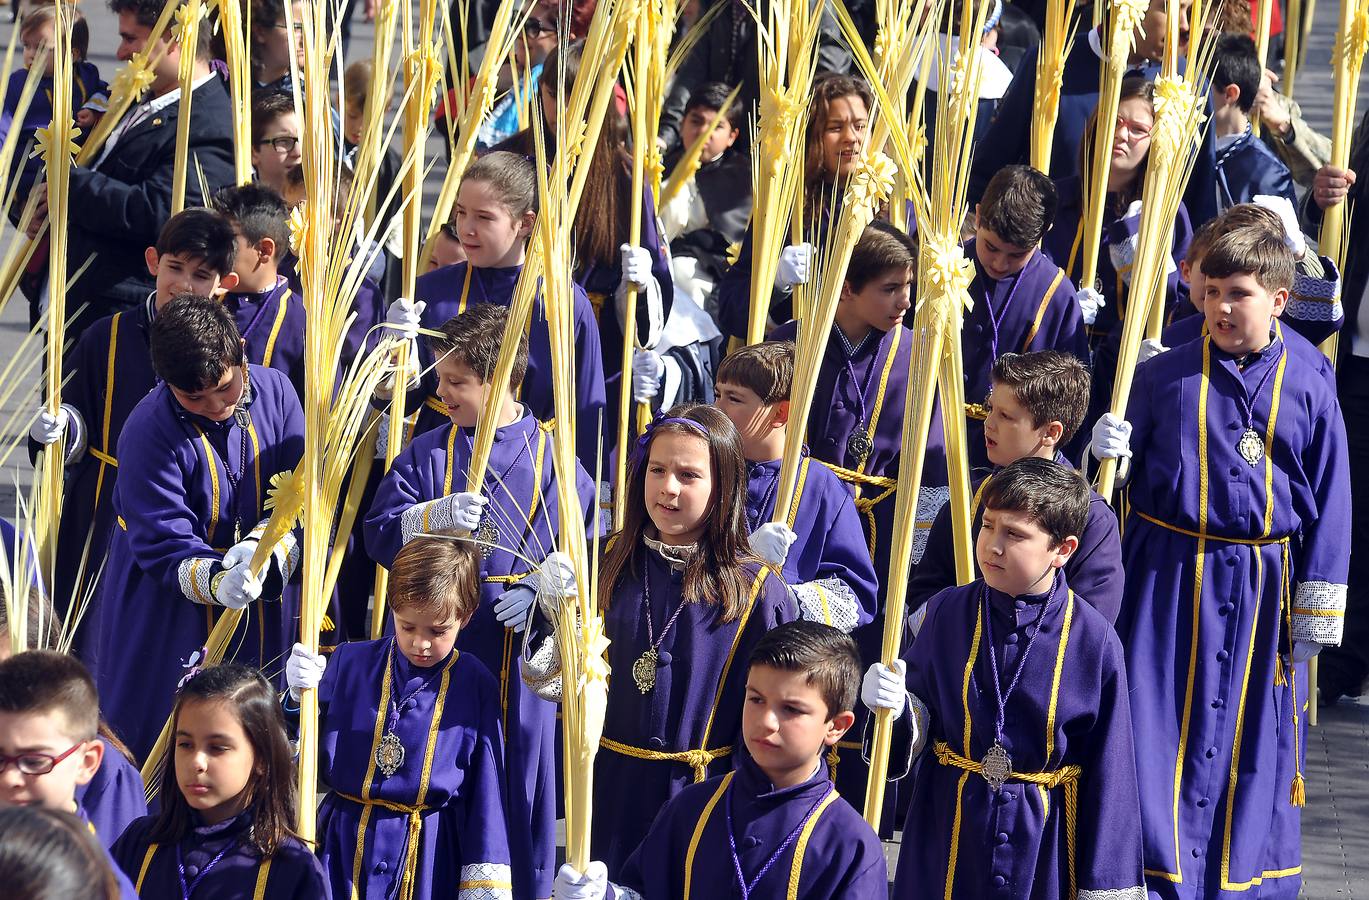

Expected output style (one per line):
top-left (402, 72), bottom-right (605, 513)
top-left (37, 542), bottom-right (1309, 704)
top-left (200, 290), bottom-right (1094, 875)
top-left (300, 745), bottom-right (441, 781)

top-left (112, 665), bottom-right (329, 899)
top-left (865, 459), bottom-right (1145, 899)
top-left (524, 404), bottom-right (798, 876)
top-left (92, 297), bottom-right (304, 761)
top-left (363, 304), bottom-right (596, 900)
top-left (284, 538), bottom-right (513, 900)
top-left (1090, 220), bottom-right (1351, 900)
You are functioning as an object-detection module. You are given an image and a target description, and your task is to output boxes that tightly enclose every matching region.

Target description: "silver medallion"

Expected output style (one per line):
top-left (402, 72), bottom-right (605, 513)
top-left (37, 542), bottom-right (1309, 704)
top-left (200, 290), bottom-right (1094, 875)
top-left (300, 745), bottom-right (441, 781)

top-left (846, 430), bottom-right (873, 463)
top-left (981, 740), bottom-right (1012, 791)
top-left (234, 406), bottom-right (251, 430)
top-left (375, 731), bottom-right (405, 777)
top-left (474, 517), bottom-right (500, 559)
top-left (1237, 427), bottom-right (1264, 466)
top-left (632, 648), bottom-right (659, 693)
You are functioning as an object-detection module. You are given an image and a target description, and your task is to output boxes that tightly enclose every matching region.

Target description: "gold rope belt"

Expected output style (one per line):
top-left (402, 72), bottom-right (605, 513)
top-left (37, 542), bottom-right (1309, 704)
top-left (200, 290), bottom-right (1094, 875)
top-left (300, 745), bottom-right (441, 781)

top-left (599, 736), bottom-right (732, 783)
top-left (933, 741), bottom-right (1082, 897)
top-left (825, 462), bottom-right (897, 554)
top-left (334, 792), bottom-right (431, 900)
top-left (1134, 510), bottom-right (1291, 546)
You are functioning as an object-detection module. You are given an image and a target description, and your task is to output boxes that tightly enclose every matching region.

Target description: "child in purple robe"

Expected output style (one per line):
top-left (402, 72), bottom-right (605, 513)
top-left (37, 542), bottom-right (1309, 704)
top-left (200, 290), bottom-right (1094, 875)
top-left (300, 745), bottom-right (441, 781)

top-left (553, 621), bottom-right (887, 899)
top-left (284, 538), bottom-right (512, 900)
top-left (0, 805), bottom-right (133, 900)
top-left (964, 166), bottom-right (1087, 470)
top-left (0, 651), bottom-right (140, 898)
top-left (113, 664), bottom-right (329, 898)
top-left (865, 459), bottom-right (1145, 899)
top-left (363, 304), bottom-right (596, 900)
top-left (524, 404), bottom-right (798, 876)
top-left (92, 297), bottom-right (304, 761)
top-left (911, 351), bottom-right (1124, 624)
top-left (29, 209), bottom-right (240, 654)
top-left (1091, 217), bottom-right (1350, 899)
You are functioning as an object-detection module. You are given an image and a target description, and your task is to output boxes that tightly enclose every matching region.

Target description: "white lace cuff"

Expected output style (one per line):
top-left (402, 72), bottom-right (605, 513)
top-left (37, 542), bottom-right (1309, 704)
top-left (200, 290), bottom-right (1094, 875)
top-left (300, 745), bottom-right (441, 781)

top-left (793, 577), bottom-right (862, 633)
top-left (246, 521), bottom-right (301, 583)
top-left (1078, 888), bottom-right (1148, 900)
top-left (177, 557), bottom-right (219, 605)
top-left (399, 496), bottom-right (457, 544)
top-left (457, 863), bottom-right (513, 899)
top-left (1285, 254), bottom-right (1343, 323)
top-left (1291, 581), bottom-right (1346, 646)
top-left (908, 692), bottom-right (929, 758)
top-left (913, 485), bottom-right (952, 564)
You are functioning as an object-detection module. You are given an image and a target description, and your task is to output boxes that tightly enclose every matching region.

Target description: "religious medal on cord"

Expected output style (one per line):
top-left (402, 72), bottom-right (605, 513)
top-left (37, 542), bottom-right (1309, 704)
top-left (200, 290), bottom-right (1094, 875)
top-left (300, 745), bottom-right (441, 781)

top-left (632, 570), bottom-right (692, 693)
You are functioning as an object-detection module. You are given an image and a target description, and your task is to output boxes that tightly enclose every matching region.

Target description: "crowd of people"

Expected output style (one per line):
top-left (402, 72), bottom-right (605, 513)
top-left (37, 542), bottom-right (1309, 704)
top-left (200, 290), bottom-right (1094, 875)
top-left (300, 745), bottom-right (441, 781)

top-left (0, 0), bottom-right (1365, 897)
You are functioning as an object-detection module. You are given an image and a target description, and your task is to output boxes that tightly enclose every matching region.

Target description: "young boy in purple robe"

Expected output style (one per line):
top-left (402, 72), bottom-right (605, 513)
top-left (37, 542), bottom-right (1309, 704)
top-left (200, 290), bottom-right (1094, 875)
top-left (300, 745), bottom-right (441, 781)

top-left (284, 538), bottom-right (512, 900)
top-left (1090, 217), bottom-right (1350, 899)
top-left (963, 165), bottom-right (1087, 470)
top-left (0, 651), bottom-right (140, 899)
top-left (552, 621), bottom-right (887, 899)
top-left (212, 183), bottom-right (307, 400)
top-left (864, 458), bottom-right (1145, 899)
top-left (524, 404), bottom-right (797, 876)
top-left (28, 210), bottom-right (240, 652)
top-left (362, 304), bottom-right (596, 900)
top-left (91, 296), bottom-right (304, 761)
top-left (113, 664), bottom-right (328, 899)
top-left (911, 351), bottom-right (1124, 624)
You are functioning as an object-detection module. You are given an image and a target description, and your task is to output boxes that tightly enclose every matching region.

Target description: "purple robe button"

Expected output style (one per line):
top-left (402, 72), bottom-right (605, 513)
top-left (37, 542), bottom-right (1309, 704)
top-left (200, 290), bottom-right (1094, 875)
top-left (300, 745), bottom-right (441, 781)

top-left (1216, 650), bottom-right (1229, 662)
top-left (185, 865), bottom-right (199, 879)
top-left (995, 832), bottom-right (1009, 845)
top-left (1205, 747), bottom-right (1217, 759)
top-left (1192, 848), bottom-right (1202, 858)
top-left (1211, 698), bottom-right (1224, 709)
top-left (1013, 600), bottom-right (1026, 611)
top-left (1004, 633), bottom-right (1019, 645)
top-left (1230, 466), bottom-right (1241, 476)
top-left (1219, 603), bottom-right (1234, 615)
top-left (648, 736), bottom-right (665, 749)
top-left (1197, 797), bottom-right (1209, 808)
top-left (656, 650), bottom-right (671, 666)
top-left (376, 861), bottom-right (389, 874)
top-left (992, 875), bottom-right (1007, 887)
top-left (743, 836), bottom-right (762, 849)
top-left (403, 699), bottom-right (417, 711)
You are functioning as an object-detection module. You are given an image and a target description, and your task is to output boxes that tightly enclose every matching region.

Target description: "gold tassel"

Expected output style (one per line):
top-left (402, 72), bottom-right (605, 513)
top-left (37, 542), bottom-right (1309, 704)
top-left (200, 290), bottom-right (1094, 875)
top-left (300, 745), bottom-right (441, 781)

top-left (1274, 656), bottom-right (1286, 686)
top-left (826, 745), bottom-right (841, 783)
top-left (1290, 772), bottom-right (1306, 808)
top-left (320, 613), bottom-right (334, 633)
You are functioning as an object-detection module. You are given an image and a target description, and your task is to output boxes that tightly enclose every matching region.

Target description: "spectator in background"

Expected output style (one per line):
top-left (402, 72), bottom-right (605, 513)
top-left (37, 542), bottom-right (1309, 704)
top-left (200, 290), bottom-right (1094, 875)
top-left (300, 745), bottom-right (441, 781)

top-left (250, 89), bottom-right (301, 194)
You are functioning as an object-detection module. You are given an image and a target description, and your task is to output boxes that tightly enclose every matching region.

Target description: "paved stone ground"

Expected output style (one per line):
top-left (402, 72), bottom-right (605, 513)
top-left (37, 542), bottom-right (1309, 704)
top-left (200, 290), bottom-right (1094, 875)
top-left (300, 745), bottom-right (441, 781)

top-left (0, 1), bottom-right (1364, 896)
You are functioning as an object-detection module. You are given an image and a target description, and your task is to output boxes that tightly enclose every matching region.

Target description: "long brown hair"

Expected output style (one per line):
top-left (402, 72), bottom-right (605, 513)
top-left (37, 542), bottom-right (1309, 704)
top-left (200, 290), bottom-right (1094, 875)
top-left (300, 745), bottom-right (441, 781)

top-left (598, 403), bottom-right (757, 623)
top-left (1079, 76), bottom-right (1155, 217)
top-left (803, 74), bottom-right (874, 216)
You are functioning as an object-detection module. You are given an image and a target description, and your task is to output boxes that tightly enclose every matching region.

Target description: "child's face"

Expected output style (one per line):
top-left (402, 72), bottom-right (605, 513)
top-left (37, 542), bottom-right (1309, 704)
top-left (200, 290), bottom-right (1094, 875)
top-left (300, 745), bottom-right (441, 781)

top-left (839, 266), bottom-right (914, 334)
top-left (513, 1), bottom-right (560, 68)
top-left (1203, 271), bottom-right (1287, 356)
top-left (22, 23), bottom-right (54, 74)
top-left (0, 708), bottom-right (102, 813)
top-left (1110, 97), bottom-right (1154, 186)
top-left (983, 383), bottom-right (1059, 467)
top-left (251, 114), bottom-right (302, 192)
top-left (453, 179), bottom-right (533, 269)
top-left (819, 94), bottom-right (869, 181)
top-left (145, 250), bottom-right (234, 311)
top-left (343, 101), bottom-right (364, 147)
top-left (681, 106), bottom-right (739, 160)
top-left (1182, 254), bottom-right (1206, 314)
top-left (169, 363), bottom-right (247, 423)
top-left (973, 223), bottom-right (1035, 282)
top-left (174, 698), bottom-right (255, 826)
top-left (433, 356), bottom-right (494, 429)
top-left (976, 507), bottom-right (1075, 596)
top-left (644, 431), bottom-right (713, 546)
top-left (428, 225), bottom-right (468, 272)
top-left (743, 665), bottom-right (853, 787)
top-left (714, 381), bottom-right (785, 459)
top-left (254, 1), bottom-right (306, 72)
top-left (392, 608), bottom-right (462, 668)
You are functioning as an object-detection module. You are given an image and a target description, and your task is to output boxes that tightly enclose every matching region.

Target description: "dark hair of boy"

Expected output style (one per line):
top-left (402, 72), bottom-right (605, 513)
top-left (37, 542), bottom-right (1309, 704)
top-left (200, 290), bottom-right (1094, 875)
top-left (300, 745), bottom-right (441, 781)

top-left (156, 208), bottom-right (239, 278)
top-left (1185, 215), bottom-right (1223, 268)
top-left (109, 0), bottom-right (213, 58)
top-left (990, 351), bottom-right (1090, 444)
top-left (21, 6), bottom-right (89, 59)
top-left (715, 340), bottom-right (795, 405)
top-left (846, 220), bottom-right (918, 292)
top-left (748, 620), bottom-right (862, 717)
top-left (387, 533), bottom-right (482, 624)
top-left (429, 304), bottom-right (530, 390)
top-left (150, 664), bottom-right (300, 855)
top-left (0, 806), bottom-right (121, 900)
top-left (250, 89), bottom-right (295, 145)
top-left (212, 183), bottom-right (291, 262)
top-left (683, 81), bottom-right (746, 133)
top-left (981, 457), bottom-right (1090, 547)
top-left (978, 164), bottom-right (1058, 248)
top-left (0, 650), bottom-right (99, 740)
top-left (150, 295), bottom-right (246, 392)
top-left (1212, 34), bottom-right (1262, 115)
top-left (1200, 216), bottom-right (1296, 293)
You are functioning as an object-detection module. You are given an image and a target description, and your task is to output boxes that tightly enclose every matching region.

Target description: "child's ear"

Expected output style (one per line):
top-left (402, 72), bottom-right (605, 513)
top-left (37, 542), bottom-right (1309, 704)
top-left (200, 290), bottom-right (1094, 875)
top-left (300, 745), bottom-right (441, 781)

top-left (839, 280), bottom-right (854, 303)
top-left (74, 738), bottom-right (104, 788)
top-left (826, 709), bottom-right (857, 745)
top-left (258, 237), bottom-right (276, 263)
top-left (519, 209), bottom-right (537, 238)
top-left (1271, 287), bottom-right (1289, 317)
top-left (1051, 534), bottom-right (1080, 568)
top-left (144, 247), bottom-right (160, 277)
top-left (217, 272), bottom-right (240, 294)
top-left (769, 400), bottom-right (791, 429)
top-left (1040, 419), bottom-right (1065, 449)
top-left (1178, 259), bottom-right (1192, 284)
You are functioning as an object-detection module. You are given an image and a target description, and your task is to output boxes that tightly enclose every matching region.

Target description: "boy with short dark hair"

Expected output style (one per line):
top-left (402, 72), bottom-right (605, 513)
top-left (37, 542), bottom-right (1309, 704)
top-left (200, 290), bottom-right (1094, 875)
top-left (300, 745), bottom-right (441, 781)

top-left (864, 458), bottom-right (1144, 899)
top-left (965, 165), bottom-right (1087, 470)
top-left (1091, 218), bottom-right (1350, 896)
top-left (29, 209), bottom-right (239, 639)
top-left (364, 304), bottom-right (598, 900)
top-left (249, 89), bottom-right (301, 194)
top-left (92, 296), bottom-right (304, 761)
top-left (553, 620), bottom-right (887, 899)
top-left (911, 350), bottom-right (1124, 623)
top-left (1210, 34), bottom-right (1297, 210)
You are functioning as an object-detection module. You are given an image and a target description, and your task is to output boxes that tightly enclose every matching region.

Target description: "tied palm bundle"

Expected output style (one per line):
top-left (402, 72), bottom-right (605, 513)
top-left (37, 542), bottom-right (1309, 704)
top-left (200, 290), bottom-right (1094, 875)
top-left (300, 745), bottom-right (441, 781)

top-left (1030, 0), bottom-right (1079, 173)
top-left (169, 0), bottom-right (206, 214)
top-left (1076, 0), bottom-right (1149, 299)
top-left (213, 0), bottom-right (252, 184)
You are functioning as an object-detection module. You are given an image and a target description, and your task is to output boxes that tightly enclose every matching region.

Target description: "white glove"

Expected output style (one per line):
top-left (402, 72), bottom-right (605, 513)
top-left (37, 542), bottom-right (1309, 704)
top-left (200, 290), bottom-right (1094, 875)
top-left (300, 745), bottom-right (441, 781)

top-left (619, 244), bottom-right (653, 291)
top-left (1090, 412), bottom-right (1133, 460)
top-left (1253, 194), bottom-right (1307, 259)
top-left (214, 562), bottom-right (262, 610)
top-left (1074, 286), bottom-right (1104, 326)
top-left (384, 297), bottom-right (426, 341)
top-left (774, 242), bottom-right (813, 293)
top-left (536, 551), bottom-right (578, 618)
top-left (493, 584), bottom-right (536, 632)
top-left (1292, 640), bottom-right (1324, 663)
top-left (1137, 338), bottom-right (1168, 364)
top-left (552, 862), bottom-right (608, 900)
top-left (861, 660), bottom-right (909, 714)
top-left (29, 406), bottom-right (68, 445)
top-left (442, 491), bottom-right (487, 532)
top-left (285, 642), bottom-right (327, 699)
top-left (221, 538), bottom-right (260, 573)
top-left (631, 348), bottom-right (664, 403)
top-left (750, 522), bottom-right (797, 569)
top-left (907, 602), bottom-right (929, 638)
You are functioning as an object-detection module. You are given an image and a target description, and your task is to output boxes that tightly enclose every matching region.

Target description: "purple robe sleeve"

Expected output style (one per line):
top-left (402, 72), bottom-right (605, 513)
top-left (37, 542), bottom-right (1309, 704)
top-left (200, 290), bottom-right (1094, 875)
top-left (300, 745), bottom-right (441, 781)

top-left (1282, 253), bottom-right (1344, 346)
top-left (785, 464), bottom-right (879, 632)
top-left (1068, 496), bottom-right (1124, 625)
top-left (907, 502), bottom-right (956, 617)
top-left (362, 438), bottom-right (433, 569)
top-left (571, 284), bottom-right (608, 466)
top-left (77, 747), bottom-right (147, 850)
top-left (445, 667), bottom-right (515, 895)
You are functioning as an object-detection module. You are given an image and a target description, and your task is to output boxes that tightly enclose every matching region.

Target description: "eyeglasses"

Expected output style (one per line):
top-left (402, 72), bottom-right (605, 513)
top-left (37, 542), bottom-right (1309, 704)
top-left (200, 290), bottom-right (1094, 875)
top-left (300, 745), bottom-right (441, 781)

top-left (1114, 116), bottom-right (1153, 142)
top-left (258, 135), bottom-right (300, 153)
top-left (439, 222), bottom-right (460, 241)
top-left (0, 741), bottom-right (86, 776)
top-left (523, 16), bottom-right (558, 37)
top-left (274, 22), bottom-right (305, 34)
